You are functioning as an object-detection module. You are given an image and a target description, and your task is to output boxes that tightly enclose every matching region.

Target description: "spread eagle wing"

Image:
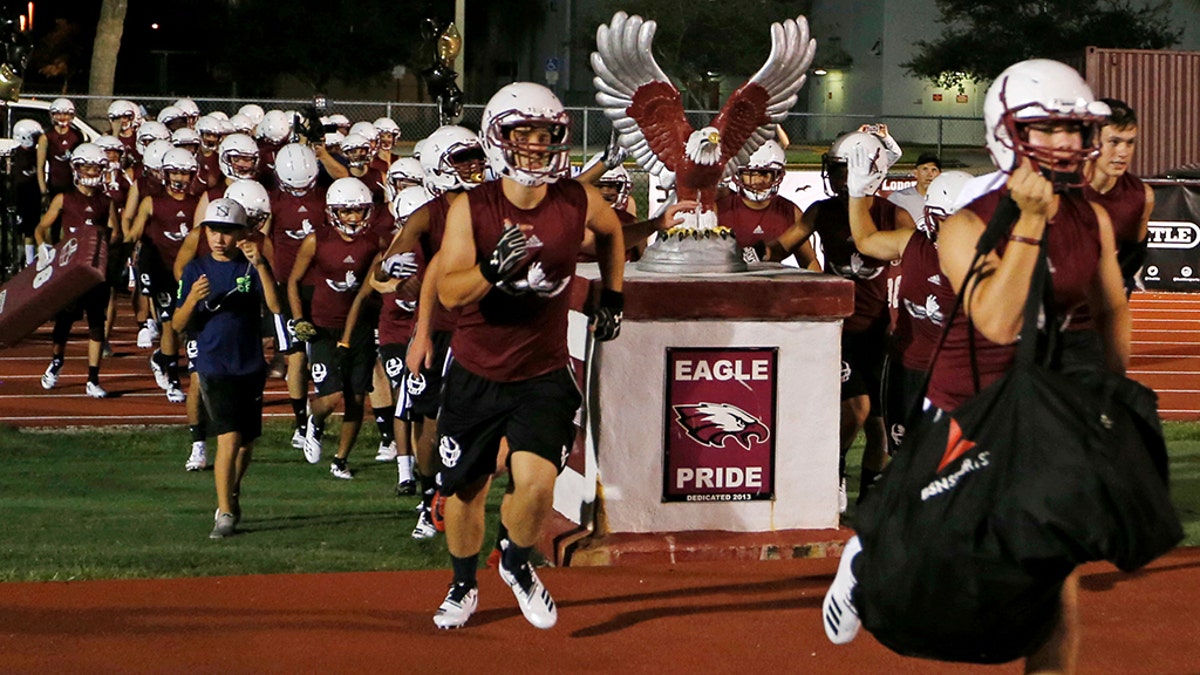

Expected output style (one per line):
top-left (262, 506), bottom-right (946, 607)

top-left (591, 12), bottom-right (692, 189)
top-left (714, 16), bottom-right (817, 179)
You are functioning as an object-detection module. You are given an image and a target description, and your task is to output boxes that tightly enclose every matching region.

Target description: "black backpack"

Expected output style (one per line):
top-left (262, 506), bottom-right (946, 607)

top-left (852, 197), bottom-right (1183, 664)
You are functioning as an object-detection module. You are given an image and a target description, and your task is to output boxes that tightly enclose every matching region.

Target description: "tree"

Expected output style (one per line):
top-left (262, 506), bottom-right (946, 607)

top-left (904, 0), bottom-right (1181, 90)
top-left (586, 0), bottom-right (813, 108)
top-left (87, 0), bottom-right (127, 121)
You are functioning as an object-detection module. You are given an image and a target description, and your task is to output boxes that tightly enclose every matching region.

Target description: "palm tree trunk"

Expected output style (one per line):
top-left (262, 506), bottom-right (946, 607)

top-left (87, 0), bottom-right (127, 124)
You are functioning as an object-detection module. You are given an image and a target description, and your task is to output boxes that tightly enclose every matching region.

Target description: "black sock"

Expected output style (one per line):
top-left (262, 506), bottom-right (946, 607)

top-left (857, 467), bottom-right (882, 504)
top-left (87, 366), bottom-right (100, 384)
top-left (375, 405), bottom-right (395, 443)
top-left (50, 355), bottom-right (64, 371)
top-left (502, 542), bottom-right (532, 576)
top-left (421, 475), bottom-right (437, 508)
top-left (291, 398), bottom-right (308, 429)
top-left (495, 521), bottom-right (510, 550)
top-left (189, 424), bottom-right (206, 443)
top-left (451, 554), bottom-right (478, 587)
top-left (165, 357), bottom-right (179, 385)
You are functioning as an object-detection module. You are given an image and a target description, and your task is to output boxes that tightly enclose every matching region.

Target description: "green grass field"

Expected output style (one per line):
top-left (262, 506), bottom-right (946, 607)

top-left (1, 420), bottom-right (1195, 582)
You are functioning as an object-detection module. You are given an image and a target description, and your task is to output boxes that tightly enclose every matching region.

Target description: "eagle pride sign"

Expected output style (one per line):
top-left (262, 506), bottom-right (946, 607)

top-left (663, 347), bottom-right (777, 502)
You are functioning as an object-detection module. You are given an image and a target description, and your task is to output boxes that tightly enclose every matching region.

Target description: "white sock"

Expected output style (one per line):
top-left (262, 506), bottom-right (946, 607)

top-left (397, 454), bottom-right (414, 482)
top-left (24, 244), bottom-right (34, 265)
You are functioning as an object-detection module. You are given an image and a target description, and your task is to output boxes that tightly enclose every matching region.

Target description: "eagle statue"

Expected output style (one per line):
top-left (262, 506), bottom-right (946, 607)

top-left (591, 12), bottom-right (815, 272)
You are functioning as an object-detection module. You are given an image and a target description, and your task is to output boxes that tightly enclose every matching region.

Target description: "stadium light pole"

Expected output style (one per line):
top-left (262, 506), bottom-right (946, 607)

top-left (455, 0), bottom-right (465, 95)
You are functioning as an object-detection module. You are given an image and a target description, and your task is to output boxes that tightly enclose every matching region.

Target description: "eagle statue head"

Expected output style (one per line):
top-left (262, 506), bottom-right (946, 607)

top-left (685, 126), bottom-right (722, 166)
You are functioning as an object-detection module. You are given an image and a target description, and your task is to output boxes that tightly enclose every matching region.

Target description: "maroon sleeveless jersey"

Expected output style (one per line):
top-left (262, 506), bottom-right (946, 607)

top-left (1084, 172), bottom-right (1146, 245)
top-left (452, 179), bottom-right (587, 382)
top-left (135, 172), bottom-right (164, 202)
top-left (894, 233), bottom-right (954, 371)
top-left (927, 189), bottom-right (1101, 411)
top-left (309, 226), bottom-right (382, 328)
top-left (351, 167), bottom-right (386, 203)
top-left (715, 192), bottom-right (796, 248)
top-left (197, 151), bottom-right (222, 194)
top-left (45, 126), bottom-right (83, 191)
top-left (378, 246), bottom-right (427, 346)
top-left (119, 133), bottom-right (138, 159)
top-left (146, 193), bottom-right (201, 270)
top-left (270, 186), bottom-right (328, 284)
top-left (421, 193), bottom-right (460, 333)
top-left (60, 190), bottom-right (112, 236)
top-left (578, 207), bottom-right (638, 263)
top-left (105, 170), bottom-right (132, 215)
top-left (811, 195), bottom-right (898, 334)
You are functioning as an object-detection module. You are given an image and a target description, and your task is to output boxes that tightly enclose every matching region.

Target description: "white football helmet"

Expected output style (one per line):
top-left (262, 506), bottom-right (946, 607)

top-left (12, 119), bottom-right (42, 148)
top-left (161, 147), bottom-right (199, 192)
top-left (823, 132), bottom-right (885, 196)
top-left (921, 170), bottom-right (973, 241)
top-left (224, 178), bottom-right (272, 229)
top-left (49, 97), bottom-right (76, 116)
top-left (324, 130), bottom-right (345, 150)
top-left (142, 140), bottom-right (175, 180)
top-left (195, 115), bottom-right (223, 141)
top-left (349, 121), bottom-right (379, 142)
top-left (217, 133), bottom-right (260, 180)
top-left (171, 127), bottom-right (202, 153)
top-left (274, 143), bottom-right (319, 195)
top-left (136, 121), bottom-right (172, 156)
top-left (325, 177), bottom-right (374, 237)
top-left (107, 99), bottom-right (141, 133)
top-left (173, 98), bottom-right (201, 126)
top-left (389, 185), bottom-right (431, 227)
top-left (256, 110), bottom-right (292, 144)
top-left (95, 134), bottom-right (125, 158)
top-left (157, 105), bottom-right (187, 130)
top-left (228, 114), bottom-right (255, 135)
top-left (374, 117), bottom-right (400, 150)
top-left (237, 104), bottom-right (265, 126)
top-left (388, 157), bottom-right (424, 189)
top-left (70, 143), bottom-right (107, 188)
top-left (595, 165), bottom-right (631, 211)
top-left (481, 82), bottom-right (571, 187)
top-left (984, 59), bottom-right (1110, 177)
top-left (420, 125), bottom-right (486, 195)
top-left (341, 133), bottom-right (372, 168)
top-left (208, 111), bottom-right (230, 121)
top-left (328, 113), bottom-right (351, 133)
top-left (734, 140), bottom-right (786, 202)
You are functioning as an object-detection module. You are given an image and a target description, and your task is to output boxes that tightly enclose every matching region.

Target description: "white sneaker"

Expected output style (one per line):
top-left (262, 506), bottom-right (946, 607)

top-left (185, 441), bottom-right (207, 471)
top-left (838, 477), bottom-right (848, 515)
top-left (411, 506), bottom-right (437, 539)
top-left (166, 383), bottom-right (185, 403)
top-left (291, 429), bottom-right (306, 450)
top-left (136, 327), bottom-right (153, 349)
top-left (433, 582), bottom-right (478, 630)
top-left (375, 440), bottom-right (398, 462)
top-left (498, 558), bottom-right (557, 629)
top-left (822, 535), bottom-right (863, 645)
top-left (150, 354), bottom-right (170, 390)
top-left (304, 417), bottom-right (323, 464)
top-left (41, 363), bottom-right (59, 390)
top-left (147, 320), bottom-right (160, 340)
top-left (330, 458), bottom-right (353, 480)
top-left (85, 381), bottom-right (108, 399)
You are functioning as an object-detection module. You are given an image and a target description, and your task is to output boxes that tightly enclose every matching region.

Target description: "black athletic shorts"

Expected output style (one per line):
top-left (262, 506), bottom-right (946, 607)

top-left (136, 245), bottom-right (175, 324)
top-left (405, 329), bottom-right (453, 420)
top-left (278, 283), bottom-right (313, 354)
top-left (840, 327), bottom-right (886, 414)
top-left (880, 352), bottom-right (928, 455)
top-left (198, 370), bottom-right (266, 441)
top-left (308, 323), bottom-right (376, 398)
top-left (436, 363), bottom-right (582, 497)
top-left (378, 341), bottom-right (410, 392)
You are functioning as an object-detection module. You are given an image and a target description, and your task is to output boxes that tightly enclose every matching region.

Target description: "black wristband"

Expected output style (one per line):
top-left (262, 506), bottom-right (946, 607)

top-left (479, 261), bottom-right (501, 285)
top-left (752, 241), bottom-right (768, 261)
top-left (599, 288), bottom-right (624, 312)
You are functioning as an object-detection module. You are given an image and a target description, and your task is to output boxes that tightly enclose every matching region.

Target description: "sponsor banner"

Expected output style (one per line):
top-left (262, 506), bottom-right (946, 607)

top-left (1144, 182), bottom-right (1200, 291)
top-left (663, 347), bottom-right (777, 502)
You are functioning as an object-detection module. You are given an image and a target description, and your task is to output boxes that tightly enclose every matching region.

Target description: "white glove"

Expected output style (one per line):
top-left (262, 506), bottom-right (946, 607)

top-left (382, 252), bottom-right (419, 280)
top-left (846, 145), bottom-right (885, 198)
top-left (37, 243), bottom-right (55, 267)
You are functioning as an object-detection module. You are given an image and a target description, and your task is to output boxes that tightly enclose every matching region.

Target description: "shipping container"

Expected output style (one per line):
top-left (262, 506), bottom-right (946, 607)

top-left (1085, 47), bottom-right (1200, 178)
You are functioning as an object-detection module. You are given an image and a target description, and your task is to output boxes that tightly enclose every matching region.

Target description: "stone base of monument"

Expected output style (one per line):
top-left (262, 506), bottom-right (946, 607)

top-left (635, 230), bottom-right (747, 274)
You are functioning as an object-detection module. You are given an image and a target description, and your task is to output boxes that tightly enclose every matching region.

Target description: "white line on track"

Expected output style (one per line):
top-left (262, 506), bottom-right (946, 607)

top-left (0, 412), bottom-right (297, 422)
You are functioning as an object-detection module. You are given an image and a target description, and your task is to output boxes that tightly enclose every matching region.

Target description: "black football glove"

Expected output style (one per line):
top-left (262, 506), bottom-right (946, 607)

top-left (589, 289), bottom-right (624, 342)
top-left (479, 222), bottom-right (529, 284)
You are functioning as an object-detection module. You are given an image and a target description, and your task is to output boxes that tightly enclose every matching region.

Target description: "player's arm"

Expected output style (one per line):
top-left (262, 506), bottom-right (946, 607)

top-left (288, 234), bottom-right (317, 320)
top-left (611, 200), bottom-right (698, 254)
top-left (849, 196), bottom-right (914, 262)
top-left (763, 206), bottom-right (816, 263)
top-left (314, 142), bottom-right (349, 179)
top-left (583, 183), bottom-right (624, 293)
top-left (193, 192), bottom-right (210, 229)
top-left (125, 196), bottom-right (154, 243)
top-left (340, 254), bottom-right (381, 344)
top-left (1088, 203), bottom-right (1131, 374)
top-left (35, 135), bottom-right (48, 195)
top-left (376, 205), bottom-right (428, 282)
top-left (173, 228), bottom-right (202, 279)
top-left (437, 194), bottom-right (493, 308)
top-left (33, 194), bottom-right (65, 248)
top-left (121, 181), bottom-right (140, 236)
top-left (406, 254), bottom-right (440, 375)
top-left (106, 201), bottom-right (121, 244)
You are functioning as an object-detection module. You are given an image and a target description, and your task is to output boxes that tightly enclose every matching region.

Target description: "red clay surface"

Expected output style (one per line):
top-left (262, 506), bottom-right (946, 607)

top-left (1, 550), bottom-right (1198, 674)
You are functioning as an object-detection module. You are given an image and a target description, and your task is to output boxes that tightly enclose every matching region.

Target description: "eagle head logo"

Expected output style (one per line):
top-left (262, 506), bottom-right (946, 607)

top-left (672, 402), bottom-right (769, 450)
top-left (685, 126), bottom-right (722, 166)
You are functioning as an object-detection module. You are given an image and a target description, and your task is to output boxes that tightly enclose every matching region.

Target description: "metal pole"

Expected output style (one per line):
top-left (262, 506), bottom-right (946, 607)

top-left (937, 117), bottom-right (944, 157)
top-left (582, 106), bottom-right (589, 161)
top-left (455, 0), bottom-right (466, 95)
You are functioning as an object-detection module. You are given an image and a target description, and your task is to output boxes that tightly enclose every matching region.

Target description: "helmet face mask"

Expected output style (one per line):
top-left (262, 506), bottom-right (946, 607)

top-left (920, 170), bottom-right (973, 242)
top-left (734, 140), bottom-right (786, 202)
top-left (70, 144), bottom-right (108, 188)
top-left (218, 134), bottom-right (260, 180)
top-left (595, 165), bottom-right (630, 211)
top-left (162, 148), bottom-right (198, 194)
top-left (326, 178), bottom-right (374, 238)
top-left (482, 83), bottom-right (572, 187)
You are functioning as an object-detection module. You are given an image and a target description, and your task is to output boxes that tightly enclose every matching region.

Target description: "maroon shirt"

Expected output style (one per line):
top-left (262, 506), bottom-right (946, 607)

top-left (421, 193), bottom-right (460, 334)
top-left (1084, 172), bottom-right (1146, 246)
top-left (894, 233), bottom-right (954, 372)
top-left (145, 193), bottom-right (201, 271)
top-left (378, 246), bottom-right (426, 346)
top-left (197, 151), bottom-right (222, 194)
top-left (452, 179), bottom-right (587, 382)
top-left (350, 167), bottom-right (386, 203)
top-left (811, 195), bottom-right (898, 334)
top-left (927, 189), bottom-right (1101, 411)
top-left (715, 192), bottom-right (796, 248)
top-left (45, 126), bottom-right (84, 191)
top-left (61, 189), bottom-right (112, 236)
top-left (105, 170), bottom-right (132, 216)
top-left (270, 186), bottom-right (328, 285)
top-left (308, 226), bottom-right (382, 328)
